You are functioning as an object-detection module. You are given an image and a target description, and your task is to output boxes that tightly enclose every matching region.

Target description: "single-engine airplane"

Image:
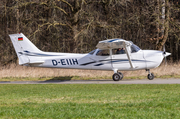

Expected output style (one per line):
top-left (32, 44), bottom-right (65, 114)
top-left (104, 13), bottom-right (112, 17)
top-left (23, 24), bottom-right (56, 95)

top-left (9, 33), bottom-right (171, 81)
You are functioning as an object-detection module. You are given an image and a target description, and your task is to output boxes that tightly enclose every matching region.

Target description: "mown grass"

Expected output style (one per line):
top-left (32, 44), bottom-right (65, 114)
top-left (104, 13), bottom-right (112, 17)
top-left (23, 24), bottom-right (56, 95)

top-left (0, 84), bottom-right (180, 118)
top-left (1, 74), bottom-right (180, 81)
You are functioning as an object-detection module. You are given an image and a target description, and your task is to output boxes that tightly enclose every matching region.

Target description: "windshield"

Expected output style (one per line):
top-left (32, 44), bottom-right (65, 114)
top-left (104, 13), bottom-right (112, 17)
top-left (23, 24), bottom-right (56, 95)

top-left (131, 44), bottom-right (140, 53)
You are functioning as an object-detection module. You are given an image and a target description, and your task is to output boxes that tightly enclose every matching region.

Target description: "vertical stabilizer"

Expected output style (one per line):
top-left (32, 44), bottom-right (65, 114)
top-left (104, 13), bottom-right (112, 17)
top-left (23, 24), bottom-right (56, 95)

top-left (9, 33), bottom-right (42, 65)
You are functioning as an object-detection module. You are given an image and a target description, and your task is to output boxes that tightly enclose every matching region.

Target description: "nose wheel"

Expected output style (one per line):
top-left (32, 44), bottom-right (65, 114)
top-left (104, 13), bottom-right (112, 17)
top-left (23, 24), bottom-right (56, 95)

top-left (112, 72), bottom-right (123, 81)
top-left (146, 69), bottom-right (154, 80)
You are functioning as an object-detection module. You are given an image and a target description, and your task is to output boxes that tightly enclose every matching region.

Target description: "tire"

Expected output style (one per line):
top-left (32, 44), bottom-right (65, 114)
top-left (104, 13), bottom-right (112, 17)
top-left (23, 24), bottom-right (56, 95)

top-left (113, 73), bottom-right (121, 81)
top-left (147, 73), bottom-right (154, 80)
top-left (118, 72), bottom-right (123, 80)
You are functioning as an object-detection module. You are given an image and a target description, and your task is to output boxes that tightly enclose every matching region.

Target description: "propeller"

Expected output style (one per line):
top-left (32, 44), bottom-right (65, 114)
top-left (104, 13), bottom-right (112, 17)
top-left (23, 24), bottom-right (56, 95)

top-left (163, 44), bottom-right (167, 65)
top-left (162, 44), bottom-right (171, 64)
top-left (163, 44), bottom-right (171, 65)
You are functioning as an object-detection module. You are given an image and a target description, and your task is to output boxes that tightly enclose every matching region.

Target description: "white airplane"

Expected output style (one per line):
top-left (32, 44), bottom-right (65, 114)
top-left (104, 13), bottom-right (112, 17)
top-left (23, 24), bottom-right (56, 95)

top-left (9, 33), bottom-right (171, 81)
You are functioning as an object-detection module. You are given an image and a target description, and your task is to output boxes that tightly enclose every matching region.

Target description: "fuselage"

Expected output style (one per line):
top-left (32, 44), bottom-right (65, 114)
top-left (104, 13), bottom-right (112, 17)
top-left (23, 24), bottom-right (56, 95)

top-left (28, 49), bottom-right (168, 71)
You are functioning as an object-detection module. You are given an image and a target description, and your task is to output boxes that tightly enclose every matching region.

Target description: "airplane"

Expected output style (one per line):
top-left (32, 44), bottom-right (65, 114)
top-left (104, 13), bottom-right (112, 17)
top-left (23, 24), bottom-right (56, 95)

top-left (9, 33), bottom-right (171, 81)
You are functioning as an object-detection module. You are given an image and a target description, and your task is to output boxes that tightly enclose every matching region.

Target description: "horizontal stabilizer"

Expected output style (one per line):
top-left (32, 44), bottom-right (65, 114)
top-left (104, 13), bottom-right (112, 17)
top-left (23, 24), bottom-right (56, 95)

top-left (29, 61), bottom-right (44, 64)
top-left (20, 60), bottom-right (44, 65)
top-left (19, 55), bottom-right (29, 65)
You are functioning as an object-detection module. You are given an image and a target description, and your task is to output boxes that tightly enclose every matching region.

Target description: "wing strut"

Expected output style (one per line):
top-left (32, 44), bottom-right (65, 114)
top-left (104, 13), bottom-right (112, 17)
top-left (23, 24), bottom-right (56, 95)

top-left (123, 42), bottom-right (134, 69)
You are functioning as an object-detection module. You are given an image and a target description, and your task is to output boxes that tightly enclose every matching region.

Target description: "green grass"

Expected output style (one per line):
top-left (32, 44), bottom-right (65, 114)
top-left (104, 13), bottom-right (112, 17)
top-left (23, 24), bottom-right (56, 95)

top-left (1, 74), bottom-right (180, 81)
top-left (0, 84), bottom-right (180, 118)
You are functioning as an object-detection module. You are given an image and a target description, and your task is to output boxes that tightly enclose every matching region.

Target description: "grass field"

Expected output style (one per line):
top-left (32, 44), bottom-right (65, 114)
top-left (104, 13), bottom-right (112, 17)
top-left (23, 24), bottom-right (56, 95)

top-left (0, 84), bottom-right (180, 118)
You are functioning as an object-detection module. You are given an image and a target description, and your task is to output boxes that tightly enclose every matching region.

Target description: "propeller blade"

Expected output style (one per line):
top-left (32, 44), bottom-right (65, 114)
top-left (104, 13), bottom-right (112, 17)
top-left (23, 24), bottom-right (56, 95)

top-left (163, 44), bottom-right (167, 65)
top-left (163, 45), bottom-right (166, 54)
top-left (164, 54), bottom-right (167, 65)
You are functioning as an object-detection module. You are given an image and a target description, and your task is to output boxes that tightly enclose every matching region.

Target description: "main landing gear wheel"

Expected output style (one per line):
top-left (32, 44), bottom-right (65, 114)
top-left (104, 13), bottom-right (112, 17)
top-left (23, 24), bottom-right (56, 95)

top-left (118, 72), bottom-right (123, 79)
top-left (112, 72), bottom-right (123, 81)
top-left (147, 73), bottom-right (154, 80)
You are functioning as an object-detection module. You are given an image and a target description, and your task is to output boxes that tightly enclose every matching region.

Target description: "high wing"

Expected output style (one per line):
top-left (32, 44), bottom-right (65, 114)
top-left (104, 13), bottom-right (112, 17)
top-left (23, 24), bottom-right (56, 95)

top-left (96, 38), bottom-right (134, 69)
top-left (96, 38), bottom-right (131, 49)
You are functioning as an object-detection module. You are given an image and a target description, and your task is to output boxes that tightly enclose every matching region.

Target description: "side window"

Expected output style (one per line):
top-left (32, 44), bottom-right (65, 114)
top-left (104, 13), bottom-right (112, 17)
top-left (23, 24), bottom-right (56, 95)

top-left (112, 48), bottom-right (126, 55)
top-left (96, 50), bottom-right (109, 56)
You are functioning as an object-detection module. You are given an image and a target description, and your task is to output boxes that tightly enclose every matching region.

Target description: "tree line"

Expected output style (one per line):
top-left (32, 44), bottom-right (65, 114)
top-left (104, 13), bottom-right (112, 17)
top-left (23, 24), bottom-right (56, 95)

top-left (0, 0), bottom-right (180, 66)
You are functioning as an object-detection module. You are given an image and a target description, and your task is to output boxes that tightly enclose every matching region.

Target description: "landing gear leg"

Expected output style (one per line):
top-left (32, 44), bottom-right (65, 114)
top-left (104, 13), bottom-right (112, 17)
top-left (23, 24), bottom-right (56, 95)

top-left (146, 69), bottom-right (154, 80)
top-left (112, 71), bottom-right (123, 81)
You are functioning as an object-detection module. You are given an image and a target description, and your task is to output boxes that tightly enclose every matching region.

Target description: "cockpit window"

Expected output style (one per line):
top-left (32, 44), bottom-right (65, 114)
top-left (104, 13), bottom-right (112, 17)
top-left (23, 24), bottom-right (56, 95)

top-left (96, 49), bottom-right (109, 56)
top-left (131, 44), bottom-right (140, 53)
top-left (89, 50), bottom-right (96, 55)
top-left (112, 48), bottom-right (126, 55)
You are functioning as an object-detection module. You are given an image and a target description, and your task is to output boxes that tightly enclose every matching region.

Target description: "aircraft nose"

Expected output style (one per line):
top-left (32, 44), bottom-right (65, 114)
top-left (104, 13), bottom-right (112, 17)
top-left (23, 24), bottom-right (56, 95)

top-left (163, 52), bottom-right (171, 57)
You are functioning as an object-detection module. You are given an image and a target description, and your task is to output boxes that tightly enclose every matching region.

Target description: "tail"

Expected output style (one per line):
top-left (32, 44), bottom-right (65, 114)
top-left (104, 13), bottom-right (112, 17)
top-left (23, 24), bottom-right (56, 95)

top-left (9, 33), bottom-right (44, 65)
